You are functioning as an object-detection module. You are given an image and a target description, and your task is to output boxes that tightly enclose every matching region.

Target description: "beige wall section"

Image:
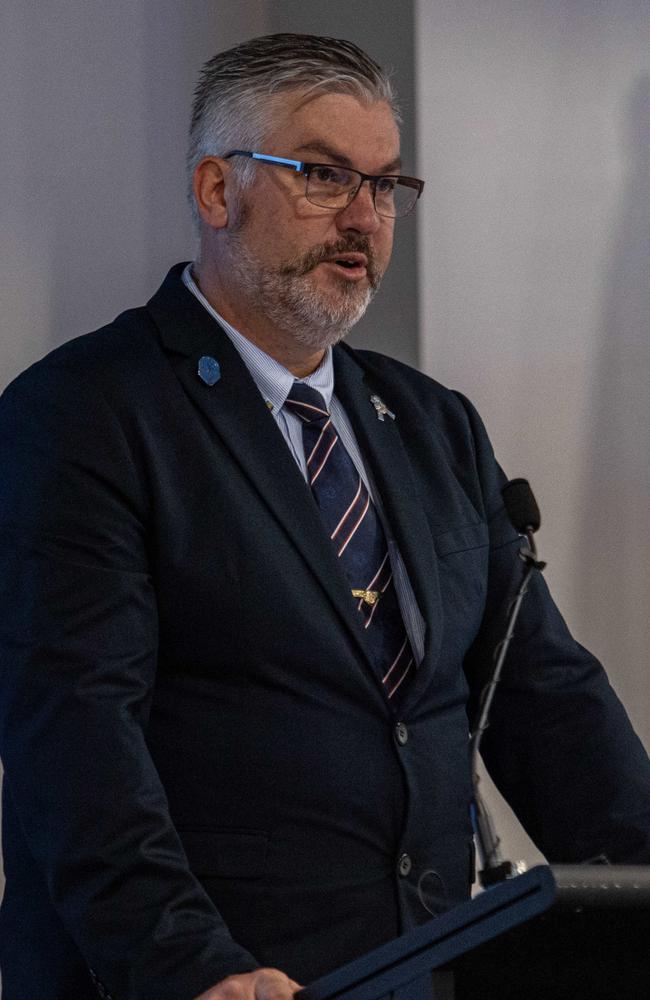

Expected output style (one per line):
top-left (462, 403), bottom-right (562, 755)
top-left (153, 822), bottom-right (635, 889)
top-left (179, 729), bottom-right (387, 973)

top-left (416, 0), bottom-right (650, 866)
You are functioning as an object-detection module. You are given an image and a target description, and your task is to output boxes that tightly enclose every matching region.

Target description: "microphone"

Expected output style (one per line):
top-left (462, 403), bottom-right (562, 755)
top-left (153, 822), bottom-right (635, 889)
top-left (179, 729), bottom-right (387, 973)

top-left (501, 478), bottom-right (541, 533)
top-left (470, 479), bottom-right (546, 886)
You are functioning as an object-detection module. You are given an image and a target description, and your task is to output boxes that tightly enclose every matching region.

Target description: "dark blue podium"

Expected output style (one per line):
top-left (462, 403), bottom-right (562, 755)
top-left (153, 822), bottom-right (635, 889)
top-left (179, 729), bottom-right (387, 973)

top-left (454, 864), bottom-right (650, 999)
top-left (298, 865), bottom-right (650, 1000)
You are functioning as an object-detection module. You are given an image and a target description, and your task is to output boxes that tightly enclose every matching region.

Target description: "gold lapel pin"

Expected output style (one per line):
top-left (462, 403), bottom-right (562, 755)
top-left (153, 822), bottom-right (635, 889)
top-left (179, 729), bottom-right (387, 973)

top-left (352, 589), bottom-right (380, 606)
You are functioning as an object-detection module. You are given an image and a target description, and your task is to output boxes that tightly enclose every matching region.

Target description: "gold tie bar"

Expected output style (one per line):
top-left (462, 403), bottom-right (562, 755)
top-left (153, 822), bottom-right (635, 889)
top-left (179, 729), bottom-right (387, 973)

top-left (351, 589), bottom-right (380, 606)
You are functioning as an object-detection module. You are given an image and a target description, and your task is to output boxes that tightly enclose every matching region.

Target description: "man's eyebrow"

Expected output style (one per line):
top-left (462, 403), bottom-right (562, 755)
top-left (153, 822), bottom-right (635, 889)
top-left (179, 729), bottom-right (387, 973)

top-left (293, 141), bottom-right (402, 174)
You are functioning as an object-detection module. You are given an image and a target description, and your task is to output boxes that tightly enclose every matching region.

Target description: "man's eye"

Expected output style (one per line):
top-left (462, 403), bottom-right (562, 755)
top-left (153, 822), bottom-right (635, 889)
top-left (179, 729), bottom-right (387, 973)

top-left (376, 177), bottom-right (397, 194)
top-left (311, 166), bottom-right (350, 185)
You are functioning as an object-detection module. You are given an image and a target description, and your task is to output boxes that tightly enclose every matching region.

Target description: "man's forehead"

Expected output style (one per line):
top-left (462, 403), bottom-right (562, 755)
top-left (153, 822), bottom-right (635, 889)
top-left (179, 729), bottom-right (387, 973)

top-left (270, 90), bottom-right (401, 171)
top-left (294, 139), bottom-right (402, 174)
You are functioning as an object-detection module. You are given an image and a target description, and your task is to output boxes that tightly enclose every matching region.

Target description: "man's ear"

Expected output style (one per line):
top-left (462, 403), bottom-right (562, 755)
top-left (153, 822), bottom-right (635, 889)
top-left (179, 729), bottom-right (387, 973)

top-left (193, 157), bottom-right (229, 229)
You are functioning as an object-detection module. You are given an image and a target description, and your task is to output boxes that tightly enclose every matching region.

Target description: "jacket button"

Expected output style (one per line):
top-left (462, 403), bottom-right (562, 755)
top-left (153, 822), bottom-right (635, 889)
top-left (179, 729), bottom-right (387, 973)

top-left (395, 721), bottom-right (408, 745)
top-left (398, 852), bottom-right (412, 877)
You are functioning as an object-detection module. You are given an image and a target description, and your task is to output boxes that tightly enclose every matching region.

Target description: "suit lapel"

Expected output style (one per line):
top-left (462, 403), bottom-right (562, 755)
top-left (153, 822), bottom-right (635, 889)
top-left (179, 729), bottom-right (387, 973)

top-left (147, 267), bottom-right (385, 706)
top-left (333, 345), bottom-right (444, 690)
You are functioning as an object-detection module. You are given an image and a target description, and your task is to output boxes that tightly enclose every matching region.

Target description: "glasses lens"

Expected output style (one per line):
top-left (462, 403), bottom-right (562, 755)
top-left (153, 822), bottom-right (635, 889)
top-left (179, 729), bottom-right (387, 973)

top-left (375, 178), bottom-right (419, 218)
top-left (306, 165), bottom-right (357, 208)
top-left (305, 166), bottom-right (421, 218)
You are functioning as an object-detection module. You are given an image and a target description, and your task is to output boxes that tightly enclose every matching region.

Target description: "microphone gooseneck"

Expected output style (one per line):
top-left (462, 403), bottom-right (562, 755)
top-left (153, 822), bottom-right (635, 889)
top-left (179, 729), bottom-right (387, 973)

top-left (470, 479), bottom-right (546, 887)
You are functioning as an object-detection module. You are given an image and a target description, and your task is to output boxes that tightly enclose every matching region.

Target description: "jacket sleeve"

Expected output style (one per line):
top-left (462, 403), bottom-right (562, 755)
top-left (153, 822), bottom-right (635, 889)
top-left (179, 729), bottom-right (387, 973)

top-left (456, 391), bottom-right (650, 865)
top-left (0, 358), bottom-right (259, 1000)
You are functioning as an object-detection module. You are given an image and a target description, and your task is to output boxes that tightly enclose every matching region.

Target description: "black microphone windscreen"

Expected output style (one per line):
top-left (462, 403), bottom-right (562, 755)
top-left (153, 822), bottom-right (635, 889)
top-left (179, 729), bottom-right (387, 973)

top-left (501, 478), bottom-right (541, 533)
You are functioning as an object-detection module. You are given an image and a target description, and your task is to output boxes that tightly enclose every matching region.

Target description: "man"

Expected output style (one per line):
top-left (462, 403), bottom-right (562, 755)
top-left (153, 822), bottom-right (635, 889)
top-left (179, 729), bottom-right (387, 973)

top-left (1, 32), bottom-right (649, 1000)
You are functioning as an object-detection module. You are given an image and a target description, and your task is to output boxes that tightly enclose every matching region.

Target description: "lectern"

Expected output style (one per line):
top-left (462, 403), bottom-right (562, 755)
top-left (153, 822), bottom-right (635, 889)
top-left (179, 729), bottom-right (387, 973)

top-left (298, 865), bottom-right (650, 1000)
top-left (454, 864), bottom-right (650, 999)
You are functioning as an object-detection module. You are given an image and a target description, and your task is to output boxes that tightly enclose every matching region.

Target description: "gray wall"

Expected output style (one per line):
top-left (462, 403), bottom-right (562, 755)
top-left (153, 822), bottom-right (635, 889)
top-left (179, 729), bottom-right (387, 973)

top-left (1, 0), bottom-right (264, 389)
top-left (416, 0), bottom-right (650, 866)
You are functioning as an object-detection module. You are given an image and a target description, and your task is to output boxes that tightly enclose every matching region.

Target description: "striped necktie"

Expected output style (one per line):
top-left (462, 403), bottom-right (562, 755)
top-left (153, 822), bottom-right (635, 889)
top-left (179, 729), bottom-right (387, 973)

top-left (285, 381), bottom-right (413, 703)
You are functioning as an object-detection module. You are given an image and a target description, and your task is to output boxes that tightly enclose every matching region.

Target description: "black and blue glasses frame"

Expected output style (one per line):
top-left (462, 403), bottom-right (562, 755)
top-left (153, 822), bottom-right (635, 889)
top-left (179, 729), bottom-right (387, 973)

top-left (223, 150), bottom-right (424, 218)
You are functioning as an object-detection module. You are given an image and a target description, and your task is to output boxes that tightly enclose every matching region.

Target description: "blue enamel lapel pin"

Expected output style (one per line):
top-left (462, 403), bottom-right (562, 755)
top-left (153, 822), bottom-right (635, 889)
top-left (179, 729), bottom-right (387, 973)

top-left (198, 355), bottom-right (221, 386)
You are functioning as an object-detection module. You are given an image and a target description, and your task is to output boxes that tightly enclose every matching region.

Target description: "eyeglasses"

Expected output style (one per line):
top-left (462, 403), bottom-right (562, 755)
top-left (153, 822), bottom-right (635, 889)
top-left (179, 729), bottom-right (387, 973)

top-left (223, 150), bottom-right (424, 219)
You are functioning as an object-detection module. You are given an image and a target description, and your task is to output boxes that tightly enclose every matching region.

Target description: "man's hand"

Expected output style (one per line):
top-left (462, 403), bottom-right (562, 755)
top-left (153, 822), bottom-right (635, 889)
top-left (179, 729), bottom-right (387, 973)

top-left (194, 968), bottom-right (303, 1000)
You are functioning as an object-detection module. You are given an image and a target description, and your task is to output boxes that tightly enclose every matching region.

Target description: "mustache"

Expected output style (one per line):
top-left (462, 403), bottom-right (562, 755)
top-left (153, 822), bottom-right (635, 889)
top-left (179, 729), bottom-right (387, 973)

top-left (278, 237), bottom-right (381, 287)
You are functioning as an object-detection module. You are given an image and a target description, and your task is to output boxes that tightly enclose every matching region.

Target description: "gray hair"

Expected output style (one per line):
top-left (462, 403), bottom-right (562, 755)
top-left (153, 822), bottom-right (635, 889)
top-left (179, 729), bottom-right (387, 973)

top-left (187, 33), bottom-right (401, 225)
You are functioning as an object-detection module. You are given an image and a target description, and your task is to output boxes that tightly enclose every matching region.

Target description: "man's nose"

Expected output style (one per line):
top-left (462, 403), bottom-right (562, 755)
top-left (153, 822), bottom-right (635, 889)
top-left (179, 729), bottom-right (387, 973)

top-left (335, 180), bottom-right (382, 234)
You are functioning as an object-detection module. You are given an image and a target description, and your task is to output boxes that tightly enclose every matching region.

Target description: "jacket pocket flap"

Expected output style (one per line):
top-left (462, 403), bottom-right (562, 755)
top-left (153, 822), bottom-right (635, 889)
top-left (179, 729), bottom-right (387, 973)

top-left (434, 522), bottom-right (489, 557)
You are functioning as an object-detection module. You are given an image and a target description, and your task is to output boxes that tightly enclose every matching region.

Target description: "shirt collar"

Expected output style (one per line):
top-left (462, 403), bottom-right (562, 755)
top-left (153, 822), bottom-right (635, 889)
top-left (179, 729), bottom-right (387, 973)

top-left (182, 263), bottom-right (334, 413)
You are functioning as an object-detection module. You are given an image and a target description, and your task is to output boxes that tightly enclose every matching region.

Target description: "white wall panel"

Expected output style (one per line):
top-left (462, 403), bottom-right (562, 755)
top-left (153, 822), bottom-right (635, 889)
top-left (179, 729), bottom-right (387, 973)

top-left (416, 0), bottom-right (650, 865)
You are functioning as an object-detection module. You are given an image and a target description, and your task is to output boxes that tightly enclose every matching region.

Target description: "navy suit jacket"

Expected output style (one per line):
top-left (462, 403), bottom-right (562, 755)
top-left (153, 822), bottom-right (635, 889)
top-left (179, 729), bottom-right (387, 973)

top-left (1, 264), bottom-right (649, 1000)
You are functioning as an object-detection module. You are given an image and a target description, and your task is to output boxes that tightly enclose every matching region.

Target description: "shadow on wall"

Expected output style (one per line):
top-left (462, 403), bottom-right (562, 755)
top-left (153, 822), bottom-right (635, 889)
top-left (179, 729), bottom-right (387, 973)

top-left (577, 76), bottom-right (650, 744)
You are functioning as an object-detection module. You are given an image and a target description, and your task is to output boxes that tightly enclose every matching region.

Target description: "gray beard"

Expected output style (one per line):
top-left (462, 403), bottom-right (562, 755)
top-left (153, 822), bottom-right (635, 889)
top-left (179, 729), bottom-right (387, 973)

top-left (226, 235), bottom-right (380, 351)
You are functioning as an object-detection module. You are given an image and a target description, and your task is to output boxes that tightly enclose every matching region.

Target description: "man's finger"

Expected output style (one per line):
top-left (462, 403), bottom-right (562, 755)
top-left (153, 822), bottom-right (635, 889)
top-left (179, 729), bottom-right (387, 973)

top-left (194, 967), bottom-right (302, 1000)
top-left (253, 968), bottom-right (302, 1000)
